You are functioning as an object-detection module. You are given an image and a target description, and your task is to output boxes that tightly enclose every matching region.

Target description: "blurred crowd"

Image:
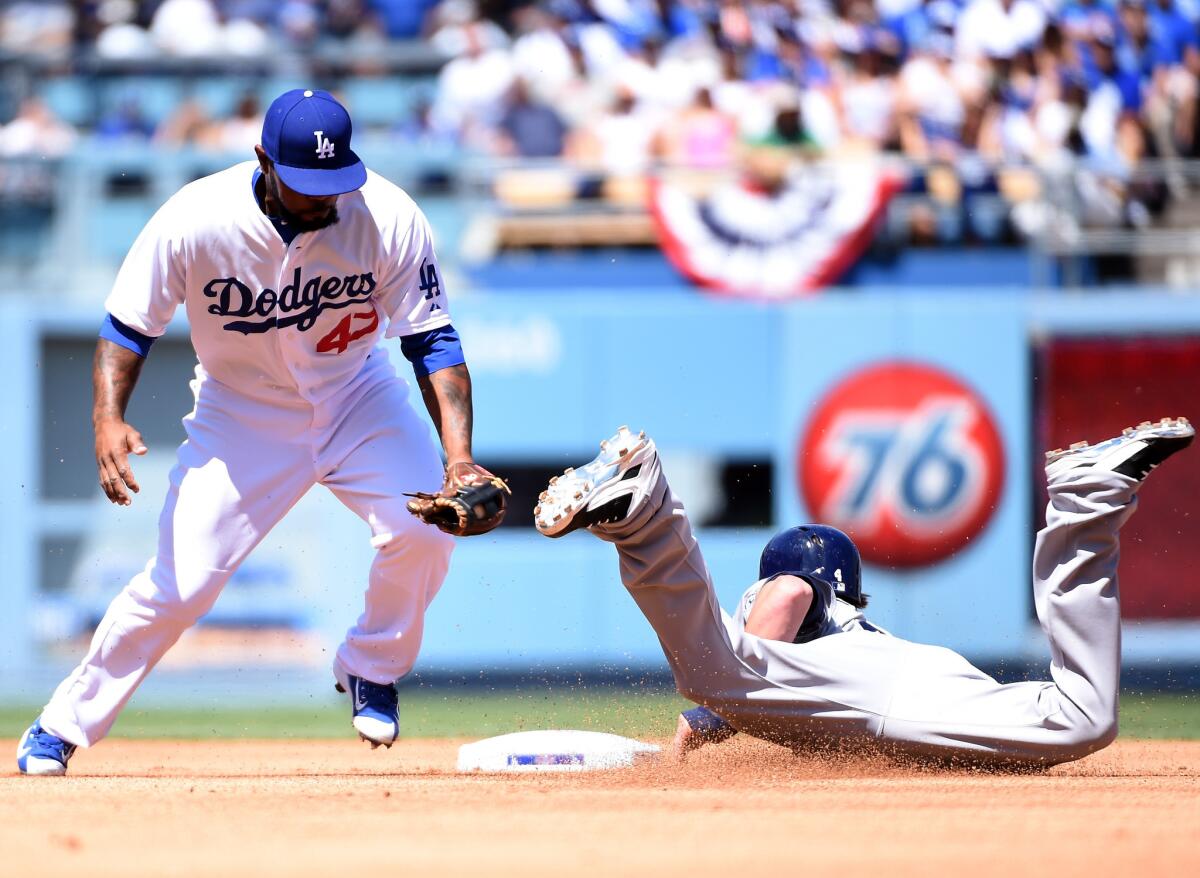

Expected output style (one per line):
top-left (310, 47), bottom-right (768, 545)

top-left (0, 1), bottom-right (440, 56)
top-left (2, 1), bottom-right (1195, 168)
top-left (426, 1), bottom-right (1200, 190)
top-left (1, 0), bottom-right (1197, 241)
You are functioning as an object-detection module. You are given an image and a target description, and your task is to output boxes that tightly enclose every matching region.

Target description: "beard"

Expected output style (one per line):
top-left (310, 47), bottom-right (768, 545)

top-left (264, 172), bottom-right (341, 232)
top-left (280, 203), bottom-right (340, 232)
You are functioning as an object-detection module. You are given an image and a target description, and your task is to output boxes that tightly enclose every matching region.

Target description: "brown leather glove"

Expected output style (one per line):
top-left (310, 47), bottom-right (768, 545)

top-left (405, 462), bottom-right (511, 536)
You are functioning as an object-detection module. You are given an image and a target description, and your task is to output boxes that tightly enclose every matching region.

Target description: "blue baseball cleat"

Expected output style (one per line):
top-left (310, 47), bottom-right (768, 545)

top-left (16, 720), bottom-right (76, 776)
top-left (534, 425), bottom-right (661, 537)
top-left (334, 671), bottom-right (399, 748)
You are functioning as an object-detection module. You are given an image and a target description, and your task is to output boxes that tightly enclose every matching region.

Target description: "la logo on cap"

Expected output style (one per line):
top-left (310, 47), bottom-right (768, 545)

top-left (261, 87), bottom-right (366, 195)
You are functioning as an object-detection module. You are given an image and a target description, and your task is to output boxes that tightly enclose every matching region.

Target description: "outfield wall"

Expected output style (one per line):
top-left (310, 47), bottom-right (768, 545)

top-left (2, 290), bottom-right (1199, 695)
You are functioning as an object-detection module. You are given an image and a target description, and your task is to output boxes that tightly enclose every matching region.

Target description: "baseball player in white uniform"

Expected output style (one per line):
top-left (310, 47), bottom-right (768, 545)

top-left (534, 418), bottom-right (1193, 767)
top-left (18, 89), bottom-right (493, 775)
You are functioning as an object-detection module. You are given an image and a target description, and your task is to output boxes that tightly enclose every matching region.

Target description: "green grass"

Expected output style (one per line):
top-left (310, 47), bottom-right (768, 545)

top-left (3, 691), bottom-right (1198, 741)
top-left (1, 688), bottom-right (692, 741)
top-left (1117, 693), bottom-right (1200, 739)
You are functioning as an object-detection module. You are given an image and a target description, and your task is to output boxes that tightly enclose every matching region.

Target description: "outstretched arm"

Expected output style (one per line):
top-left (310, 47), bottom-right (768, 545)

top-left (93, 338), bottom-right (149, 506)
top-left (673, 576), bottom-right (817, 758)
top-left (673, 706), bottom-right (740, 759)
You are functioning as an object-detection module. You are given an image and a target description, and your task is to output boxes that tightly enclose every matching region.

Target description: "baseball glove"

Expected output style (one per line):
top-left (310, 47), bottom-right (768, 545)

top-left (405, 462), bottom-right (510, 536)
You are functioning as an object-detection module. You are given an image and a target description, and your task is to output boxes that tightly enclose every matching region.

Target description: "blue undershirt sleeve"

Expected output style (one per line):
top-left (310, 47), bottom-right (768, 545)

top-left (400, 324), bottom-right (466, 377)
top-left (99, 313), bottom-right (155, 358)
top-left (681, 706), bottom-right (739, 743)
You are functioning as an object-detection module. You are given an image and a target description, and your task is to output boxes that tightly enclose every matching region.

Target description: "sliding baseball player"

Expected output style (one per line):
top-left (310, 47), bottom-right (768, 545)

top-left (534, 418), bottom-right (1192, 766)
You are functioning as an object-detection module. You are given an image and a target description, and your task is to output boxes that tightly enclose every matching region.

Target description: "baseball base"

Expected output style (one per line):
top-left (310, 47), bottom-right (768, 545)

top-left (456, 730), bottom-right (660, 773)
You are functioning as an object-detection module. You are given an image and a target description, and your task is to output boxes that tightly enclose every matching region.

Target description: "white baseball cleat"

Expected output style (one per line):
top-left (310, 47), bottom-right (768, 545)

top-left (1045, 417), bottom-right (1193, 481)
top-left (535, 425), bottom-right (661, 538)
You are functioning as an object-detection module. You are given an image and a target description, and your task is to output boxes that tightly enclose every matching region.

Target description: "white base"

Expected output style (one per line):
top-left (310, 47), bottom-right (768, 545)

top-left (457, 730), bottom-right (660, 773)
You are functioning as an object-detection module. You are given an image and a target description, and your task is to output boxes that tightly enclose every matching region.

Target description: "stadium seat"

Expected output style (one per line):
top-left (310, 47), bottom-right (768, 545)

top-left (340, 77), bottom-right (430, 128)
top-left (189, 77), bottom-right (259, 119)
top-left (97, 77), bottom-right (183, 127)
top-left (38, 78), bottom-right (92, 126)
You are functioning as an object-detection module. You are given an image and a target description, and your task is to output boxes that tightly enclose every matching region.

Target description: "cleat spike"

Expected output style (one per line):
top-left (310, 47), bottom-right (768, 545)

top-left (1137, 421), bottom-right (1151, 429)
top-left (533, 422), bottom-right (660, 537)
top-left (1069, 441), bottom-right (1088, 450)
top-left (549, 476), bottom-right (558, 486)
top-left (1123, 427), bottom-right (1135, 436)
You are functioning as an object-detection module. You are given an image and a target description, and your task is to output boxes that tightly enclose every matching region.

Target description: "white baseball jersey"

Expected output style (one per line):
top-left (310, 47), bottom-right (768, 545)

top-left (40, 162), bottom-right (461, 748)
top-left (104, 161), bottom-right (451, 404)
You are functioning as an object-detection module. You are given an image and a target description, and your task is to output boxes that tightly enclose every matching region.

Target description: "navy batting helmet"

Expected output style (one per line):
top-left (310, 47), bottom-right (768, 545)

top-left (758, 525), bottom-right (867, 608)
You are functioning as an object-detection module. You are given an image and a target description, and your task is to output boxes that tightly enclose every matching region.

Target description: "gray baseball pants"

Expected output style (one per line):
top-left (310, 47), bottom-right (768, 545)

top-left (592, 463), bottom-right (1137, 766)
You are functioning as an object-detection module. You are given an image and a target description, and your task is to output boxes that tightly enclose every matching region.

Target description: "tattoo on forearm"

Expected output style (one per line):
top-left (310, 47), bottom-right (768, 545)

top-left (418, 364), bottom-right (474, 460)
top-left (93, 339), bottom-right (145, 425)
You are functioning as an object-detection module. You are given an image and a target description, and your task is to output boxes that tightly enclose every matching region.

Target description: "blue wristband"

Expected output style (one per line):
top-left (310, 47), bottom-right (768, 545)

top-left (682, 706), bottom-right (738, 741)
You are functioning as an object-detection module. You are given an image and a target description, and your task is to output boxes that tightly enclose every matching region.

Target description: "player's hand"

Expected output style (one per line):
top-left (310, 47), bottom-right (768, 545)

top-left (672, 713), bottom-right (708, 762)
top-left (406, 459), bottom-right (510, 537)
top-left (443, 460), bottom-right (499, 493)
top-left (95, 418), bottom-right (147, 506)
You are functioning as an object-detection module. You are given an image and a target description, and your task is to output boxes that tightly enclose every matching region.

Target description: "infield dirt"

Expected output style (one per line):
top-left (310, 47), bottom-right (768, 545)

top-left (3, 738), bottom-right (1196, 877)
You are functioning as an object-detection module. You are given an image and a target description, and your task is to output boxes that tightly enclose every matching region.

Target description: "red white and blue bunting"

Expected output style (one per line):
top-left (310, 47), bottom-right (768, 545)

top-left (650, 164), bottom-right (901, 297)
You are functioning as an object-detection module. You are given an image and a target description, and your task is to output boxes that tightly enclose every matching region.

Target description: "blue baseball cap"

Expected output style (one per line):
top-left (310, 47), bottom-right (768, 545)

top-left (261, 89), bottom-right (367, 196)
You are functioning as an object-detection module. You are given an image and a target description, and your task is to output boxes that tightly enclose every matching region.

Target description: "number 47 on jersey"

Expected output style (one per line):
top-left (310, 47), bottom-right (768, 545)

top-left (317, 308), bottom-right (379, 354)
top-left (316, 261), bottom-right (442, 354)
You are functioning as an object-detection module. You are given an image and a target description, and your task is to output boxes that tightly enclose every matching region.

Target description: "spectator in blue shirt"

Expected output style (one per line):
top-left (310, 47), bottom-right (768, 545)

top-left (1148, 0), bottom-right (1200, 65)
top-left (1089, 22), bottom-right (1145, 109)
top-left (368, 0), bottom-right (440, 38)
top-left (1118, 0), bottom-right (1174, 77)
top-left (497, 78), bottom-right (568, 158)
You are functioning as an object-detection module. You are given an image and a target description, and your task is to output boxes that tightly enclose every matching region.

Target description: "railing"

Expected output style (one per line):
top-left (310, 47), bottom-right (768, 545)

top-left (2, 147), bottom-right (1199, 294)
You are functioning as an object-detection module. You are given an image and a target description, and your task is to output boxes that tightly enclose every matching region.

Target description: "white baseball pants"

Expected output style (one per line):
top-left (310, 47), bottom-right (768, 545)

top-left (595, 462), bottom-right (1135, 766)
top-left (41, 365), bottom-right (453, 747)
